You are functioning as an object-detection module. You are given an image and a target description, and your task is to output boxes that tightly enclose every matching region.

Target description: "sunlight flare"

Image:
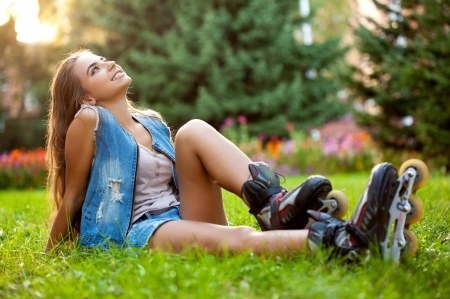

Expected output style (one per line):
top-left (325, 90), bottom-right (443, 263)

top-left (0, 0), bottom-right (14, 26)
top-left (0, 0), bottom-right (56, 43)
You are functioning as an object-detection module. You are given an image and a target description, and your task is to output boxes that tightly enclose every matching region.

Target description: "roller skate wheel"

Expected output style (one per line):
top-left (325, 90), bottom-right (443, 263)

top-left (405, 194), bottom-right (424, 225)
top-left (325, 190), bottom-right (349, 218)
top-left (401, 229), bottom-right (418, 259)
top-left (399, 159), bottom-right (429, 190)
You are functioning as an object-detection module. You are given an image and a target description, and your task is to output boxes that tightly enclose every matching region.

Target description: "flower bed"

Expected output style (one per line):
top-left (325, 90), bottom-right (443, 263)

top-left (0, 148), bottom-right (46, 189)
top-left (220, 116), bottom-right (378, 175)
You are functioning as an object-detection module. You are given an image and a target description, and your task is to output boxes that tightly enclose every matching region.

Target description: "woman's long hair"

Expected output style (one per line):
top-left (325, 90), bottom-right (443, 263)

top-left (46, 49), bottom-right (164, 236)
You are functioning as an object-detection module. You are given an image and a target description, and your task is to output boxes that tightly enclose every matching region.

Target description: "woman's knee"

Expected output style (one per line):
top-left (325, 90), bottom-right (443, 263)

top-left (228, 226), bottom-right (260, 251)
top-left (175, 119), bottom-right (213, 144)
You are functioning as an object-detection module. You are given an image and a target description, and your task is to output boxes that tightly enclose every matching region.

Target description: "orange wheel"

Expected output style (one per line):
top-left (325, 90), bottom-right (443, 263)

top-left (399, 159), bottom-right (429, 190)
top-left (326, 190), bottom-right (349, 218)
top-left (401, 229), bottom-right (418, 259)
top-left (405, 194), bottom-right (424, 225)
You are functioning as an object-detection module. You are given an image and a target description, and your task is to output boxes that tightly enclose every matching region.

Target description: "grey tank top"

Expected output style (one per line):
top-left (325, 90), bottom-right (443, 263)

top-left (131, 143), bottom-right (179, 224)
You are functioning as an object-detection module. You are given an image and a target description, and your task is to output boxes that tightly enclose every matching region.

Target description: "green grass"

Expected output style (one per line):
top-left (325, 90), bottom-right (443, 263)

top-left (1, 172), bottom-right (449, 298)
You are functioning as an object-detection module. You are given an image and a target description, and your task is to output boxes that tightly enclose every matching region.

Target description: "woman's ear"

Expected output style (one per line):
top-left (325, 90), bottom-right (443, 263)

top-left (80, 96), bottom-right (96, 106)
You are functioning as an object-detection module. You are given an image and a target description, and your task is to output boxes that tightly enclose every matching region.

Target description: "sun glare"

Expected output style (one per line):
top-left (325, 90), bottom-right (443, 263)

top-left (0, 0), bottom-right (13, 26)
top-left (0, 0), bottom-right (56, 43)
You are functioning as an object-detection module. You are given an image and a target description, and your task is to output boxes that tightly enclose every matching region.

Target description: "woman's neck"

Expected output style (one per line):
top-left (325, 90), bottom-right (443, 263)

top-left (99, 97), bottom-right (135, 127)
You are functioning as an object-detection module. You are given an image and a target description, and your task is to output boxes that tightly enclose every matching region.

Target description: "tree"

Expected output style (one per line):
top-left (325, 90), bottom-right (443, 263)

top-left (67, 0), bottom-right (349, 137)
top-left (349, 0), bottom-right (450, 168)
top-left (0, 0), bottom-right (64, 151)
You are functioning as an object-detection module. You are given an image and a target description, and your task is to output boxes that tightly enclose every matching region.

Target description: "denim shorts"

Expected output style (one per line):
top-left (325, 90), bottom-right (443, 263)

top-left (126, 206), bottom-right (181, 248)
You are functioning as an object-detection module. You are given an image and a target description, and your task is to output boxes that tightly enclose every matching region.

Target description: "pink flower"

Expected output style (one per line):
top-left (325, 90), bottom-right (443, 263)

top-left (323, 136), bottom-right (339, 156)
top-left (220, 118), bottom-right (234, 131)
top-left (223, 117), bottom-right (234, 127)
top-left (237, 115), bottom-right (247, 124)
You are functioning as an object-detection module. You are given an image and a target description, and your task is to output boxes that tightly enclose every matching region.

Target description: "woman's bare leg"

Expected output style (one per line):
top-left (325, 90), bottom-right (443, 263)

top-left (164, 120), bottom-right (311, 256)
top-left (175, 119), bottom-right (252, 225)
top-left (149, 220), bottom-right (309, 255)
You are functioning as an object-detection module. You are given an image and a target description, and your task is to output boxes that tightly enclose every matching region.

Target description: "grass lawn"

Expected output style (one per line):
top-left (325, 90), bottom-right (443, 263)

top-left (0, 172), bottom-right (449, 298)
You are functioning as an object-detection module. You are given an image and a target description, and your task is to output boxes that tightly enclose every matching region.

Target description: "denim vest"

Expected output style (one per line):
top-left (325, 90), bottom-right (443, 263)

top-left (76, 105), bottom-right (178, 248)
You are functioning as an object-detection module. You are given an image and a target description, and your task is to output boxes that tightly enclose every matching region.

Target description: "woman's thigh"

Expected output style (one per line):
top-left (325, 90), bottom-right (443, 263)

top-left (174, 120), bottom-right (251, 225)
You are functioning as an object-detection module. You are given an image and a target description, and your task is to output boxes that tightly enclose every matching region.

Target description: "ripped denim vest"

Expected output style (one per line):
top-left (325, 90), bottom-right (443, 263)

top-left (76, 105), bottom-right (178, 248)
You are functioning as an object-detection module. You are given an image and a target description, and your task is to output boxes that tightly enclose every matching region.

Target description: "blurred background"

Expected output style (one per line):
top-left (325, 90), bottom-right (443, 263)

top-left (1, 0), bottom-right (449, 189)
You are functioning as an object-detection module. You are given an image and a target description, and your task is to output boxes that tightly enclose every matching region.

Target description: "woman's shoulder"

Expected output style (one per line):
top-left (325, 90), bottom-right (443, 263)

top-left (73, 105), bottom-right (99, 132)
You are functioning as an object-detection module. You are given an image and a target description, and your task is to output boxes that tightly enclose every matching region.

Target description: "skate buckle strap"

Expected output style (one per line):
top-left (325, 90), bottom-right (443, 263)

top-left (248, 185), bottom-right (285, 218)
top-left (270, 196), bottom-right (281, 226)
top-left (323, 222), bottom-right (341, 245)
top-left (345, 223), bottom-right (369, 247)
top-left (258, 186), bottom-right (285, 202)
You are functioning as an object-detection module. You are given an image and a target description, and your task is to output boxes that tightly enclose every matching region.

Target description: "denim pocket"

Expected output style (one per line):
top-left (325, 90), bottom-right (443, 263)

top-left (83, 187), bottom-right (106, 221)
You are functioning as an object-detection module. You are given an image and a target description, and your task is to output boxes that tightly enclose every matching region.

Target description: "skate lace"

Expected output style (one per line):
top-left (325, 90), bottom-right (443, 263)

top-left (275, 173), bottom-right (286, 184)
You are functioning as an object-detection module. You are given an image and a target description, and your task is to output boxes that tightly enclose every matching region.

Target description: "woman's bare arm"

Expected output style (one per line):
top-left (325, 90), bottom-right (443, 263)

top-left (45, 108), bottom-right (97, 252)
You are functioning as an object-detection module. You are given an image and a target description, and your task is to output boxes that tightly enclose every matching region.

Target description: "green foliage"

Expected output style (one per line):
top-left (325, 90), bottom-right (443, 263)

top-left (0, 119), bottom-right (47, 152)
top-left (349, 0), bottom-right (450, 168)
top-left (67, 0), bottom-right (349, 136)
top-left (0, 167), bottom-right (46, 190)
top-left (1, 174), bottom-right (450, 298)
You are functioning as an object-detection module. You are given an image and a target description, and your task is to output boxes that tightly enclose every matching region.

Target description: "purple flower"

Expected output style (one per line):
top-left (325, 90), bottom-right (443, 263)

top-left (224, 117), bottom-right (234, 126)
top-left (282, 140), bottom-right (296, 156)
top-left (289, 169), bottom-right (301, 175)
top-left (258, 133), bottom-right (267, 141)
top-left (275, 163), bottom-right (290, 175)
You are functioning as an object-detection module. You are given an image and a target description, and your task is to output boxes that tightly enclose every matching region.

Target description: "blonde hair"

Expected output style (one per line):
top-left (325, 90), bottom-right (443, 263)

top-left (46, 49), bottom-right (164, 234)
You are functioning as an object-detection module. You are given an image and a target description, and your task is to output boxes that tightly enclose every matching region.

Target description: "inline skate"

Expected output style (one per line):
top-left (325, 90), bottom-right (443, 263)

top-left (307, 159), bottom-right (428, 263)
top-left (242, 162), bottom-right (349, 231)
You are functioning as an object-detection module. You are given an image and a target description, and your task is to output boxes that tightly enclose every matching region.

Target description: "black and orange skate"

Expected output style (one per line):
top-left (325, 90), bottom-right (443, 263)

top-left (242, 162), bottom-right (349, 231)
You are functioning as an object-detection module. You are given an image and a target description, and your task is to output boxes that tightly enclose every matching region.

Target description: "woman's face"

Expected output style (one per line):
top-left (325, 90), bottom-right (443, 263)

top-left (73, 52), bottom-right (132, 104)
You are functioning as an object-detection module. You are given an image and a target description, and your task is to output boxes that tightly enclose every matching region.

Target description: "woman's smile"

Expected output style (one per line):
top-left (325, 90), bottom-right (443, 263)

top-left (112, 70), bottom-right (124, 81)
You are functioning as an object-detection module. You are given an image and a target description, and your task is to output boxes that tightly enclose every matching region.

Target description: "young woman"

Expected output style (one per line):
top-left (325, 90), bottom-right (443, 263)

top-left (45, 49), bottom-right (392, 260)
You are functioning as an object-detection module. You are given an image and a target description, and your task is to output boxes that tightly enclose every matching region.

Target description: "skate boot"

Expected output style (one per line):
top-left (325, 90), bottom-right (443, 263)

top-left (306, 162), bottom-right (400, 262)
top-left (307, 211), bottom-right (361, 262)
top-left (307, 161), bottom-right (428, 263)
top-left (242, 162), bottom-right (348, 231)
